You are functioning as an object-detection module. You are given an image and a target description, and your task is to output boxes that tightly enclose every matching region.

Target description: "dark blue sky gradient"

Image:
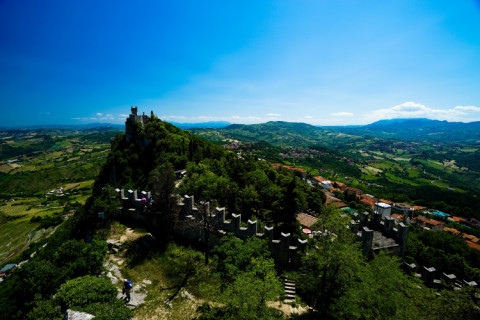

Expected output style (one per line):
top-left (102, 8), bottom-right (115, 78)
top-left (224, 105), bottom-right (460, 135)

top-left (1, 1), bottom-right (479, 126)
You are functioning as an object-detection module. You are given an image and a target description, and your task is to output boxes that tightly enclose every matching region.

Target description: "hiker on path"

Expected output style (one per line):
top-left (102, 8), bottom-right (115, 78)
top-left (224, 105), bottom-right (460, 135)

top-left (123, 279), bottom-right (132, 302)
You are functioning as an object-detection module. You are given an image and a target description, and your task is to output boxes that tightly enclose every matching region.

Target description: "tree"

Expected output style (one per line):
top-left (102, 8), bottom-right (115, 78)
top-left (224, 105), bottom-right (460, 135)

top-left (198, 201), bottom-right (217, 265)
top-left (26, 299), bottom-right (62, 320)
top-left (90, 185), bottom-right (121, 220)
top-left (297, 207), bottom-right (364, 315)
top-left (220, 258), bottom-right (282, 320)
top-left (149, 162), bottom-right (177, 239)
top-left (179, 200), bottom-right (220, 265)
top-left (212, 235), bottom-right (270, 283)
top-left (201, 235), bottom-right (283, 320)
top-left (333, 251), bottom-right (422, 319)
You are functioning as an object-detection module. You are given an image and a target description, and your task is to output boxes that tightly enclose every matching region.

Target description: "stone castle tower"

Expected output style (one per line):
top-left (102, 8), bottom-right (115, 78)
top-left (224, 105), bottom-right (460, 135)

top-left (125, 106), bottom-right (152, 142)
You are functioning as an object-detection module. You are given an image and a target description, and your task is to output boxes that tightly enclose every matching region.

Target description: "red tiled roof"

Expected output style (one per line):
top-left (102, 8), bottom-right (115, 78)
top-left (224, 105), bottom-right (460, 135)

top-left (412, 205), bottom-right (425, 211)
top-left (360, 198), bottom-right (376, 207)
top-left (333, 201), bottom-right (348, 208)
top-left (333, 181), bottom-right (346, 190)
top-left (415, 216), bottom-right (429, 224)
top-left (414, 216), bottom-right (445, 229)
top-left (462, 234), bottom-right (480, 244)
top-left (391, 214), bottom-right (404, 220)
top-left (448, 216), bottom-right (467, 223)
top-left (427, 220), bottom-right (445, 228)
top-left (346, 187), bottom-right (363, 195)
top-left (379, 199), bottom-right (393, 205)
top-left (466, 241), bottom-right (480, 250)
top-left (272, 164), bottom-right (307, 173)
top-left (443, 227), bottom-right (461, 235)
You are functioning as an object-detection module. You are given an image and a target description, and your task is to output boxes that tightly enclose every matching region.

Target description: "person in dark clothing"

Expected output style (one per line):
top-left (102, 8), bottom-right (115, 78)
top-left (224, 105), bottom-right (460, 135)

top-left (123, 279), bottom-right (132, 302)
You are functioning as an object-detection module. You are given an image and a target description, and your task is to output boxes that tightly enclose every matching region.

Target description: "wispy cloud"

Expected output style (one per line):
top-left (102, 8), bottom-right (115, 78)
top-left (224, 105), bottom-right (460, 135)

top-left (453, 105), bottom-right (480, 112)
top-left (72, 112), bottom-right (116, 122)
top-left (266, 113), bottom-right (281, 117)
top-left (331, 112), bottom-right (354, 117)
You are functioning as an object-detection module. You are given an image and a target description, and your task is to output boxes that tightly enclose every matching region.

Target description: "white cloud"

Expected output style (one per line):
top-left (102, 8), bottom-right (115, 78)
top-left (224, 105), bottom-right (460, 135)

top-left (118, 114), bottom-right (129, 118)
top-left (163, 115), bottom-right (187, 120)
top-left (96, 112), bottom-right (103, 116)
top-left (266, 113), bottom-right (281, 117)
top-left (453, 105), bottom-right (480, 112)
top-left (304, 115), bottom-right (313, 119)
top-left (368, 101), bottom-right (480, 122)
top-left (331, 112), bottom-right (354, 117)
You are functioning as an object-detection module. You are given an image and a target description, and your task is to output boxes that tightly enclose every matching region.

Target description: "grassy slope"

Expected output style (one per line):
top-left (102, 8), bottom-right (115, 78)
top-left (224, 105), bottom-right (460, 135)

top-left (0, 128), bottom-right (117, 264)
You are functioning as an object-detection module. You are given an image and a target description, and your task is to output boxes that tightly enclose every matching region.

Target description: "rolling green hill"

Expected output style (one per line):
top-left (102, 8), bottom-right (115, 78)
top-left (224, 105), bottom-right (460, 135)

top-left (326, 118), bottom-right (480, 144)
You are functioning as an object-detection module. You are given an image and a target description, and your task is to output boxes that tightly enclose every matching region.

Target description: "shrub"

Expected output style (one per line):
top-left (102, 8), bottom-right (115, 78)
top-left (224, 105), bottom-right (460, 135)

top-left (55, 275), bottom-right (116, 310)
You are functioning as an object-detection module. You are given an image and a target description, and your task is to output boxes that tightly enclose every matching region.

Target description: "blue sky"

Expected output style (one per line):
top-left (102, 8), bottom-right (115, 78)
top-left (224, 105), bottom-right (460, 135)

top-left (1, 0), bottom-right (480, 126)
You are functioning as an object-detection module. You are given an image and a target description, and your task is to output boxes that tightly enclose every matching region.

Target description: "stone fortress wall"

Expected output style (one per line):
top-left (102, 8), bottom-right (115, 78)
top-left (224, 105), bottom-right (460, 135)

top-left (116, 189), bottom-right (307, 266)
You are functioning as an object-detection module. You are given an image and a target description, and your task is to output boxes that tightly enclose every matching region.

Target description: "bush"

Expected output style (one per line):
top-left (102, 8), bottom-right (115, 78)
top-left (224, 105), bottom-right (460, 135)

top-left (55, 275), bottom-right (116, 310)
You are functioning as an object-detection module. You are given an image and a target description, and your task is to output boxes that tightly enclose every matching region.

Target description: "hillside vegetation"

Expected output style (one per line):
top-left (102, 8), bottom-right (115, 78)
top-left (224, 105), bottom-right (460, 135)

top-left (328, 118), bottom-right (480, 144)
top-left (191, 121), bottom-right (480, 218)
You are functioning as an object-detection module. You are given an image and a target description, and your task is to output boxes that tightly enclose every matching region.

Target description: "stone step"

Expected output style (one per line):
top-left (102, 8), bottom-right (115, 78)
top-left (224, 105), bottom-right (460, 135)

top-left (285, 293), bottom-right (296, 299)
top-left (285, 283), bottom-right (295, 288)
top-left (285, 289), bottom-right (296, 295)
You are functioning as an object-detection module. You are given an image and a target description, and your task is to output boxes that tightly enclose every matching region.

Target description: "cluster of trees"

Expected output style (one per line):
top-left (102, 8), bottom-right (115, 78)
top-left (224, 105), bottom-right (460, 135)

top-left (199, 235), bottom-right (283, 320)
top-left (297, 146), bottom-right (362, 178)
top-left (296, 209), bottom-right (480, 319)
top-left (30, 214), bottom-right (63, 229)
top-left (0, 218), bottom-right (111, 319)
top-left (406, 226), bottom-right (480, 283)
top-left (177, 157), bottom-right (326, 232)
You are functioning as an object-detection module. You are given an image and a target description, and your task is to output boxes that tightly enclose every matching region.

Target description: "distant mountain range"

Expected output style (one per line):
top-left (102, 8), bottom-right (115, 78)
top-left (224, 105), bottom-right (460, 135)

top-left (325, 118), bottom-right (480, 144)
top-left (2, 118), bottom-right (479, 145)
top-left (170, 121), bottom-right (231, 129)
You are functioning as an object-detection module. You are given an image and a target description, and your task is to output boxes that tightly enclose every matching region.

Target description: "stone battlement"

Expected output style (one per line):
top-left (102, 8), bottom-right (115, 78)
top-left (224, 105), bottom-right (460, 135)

top-left (115, 189), bottom-right (307, 266)
top-left (350, 210), bottom-right (409, 256)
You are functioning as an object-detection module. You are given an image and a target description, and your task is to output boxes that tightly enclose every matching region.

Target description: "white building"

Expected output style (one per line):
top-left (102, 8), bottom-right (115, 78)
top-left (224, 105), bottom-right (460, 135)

top-left (320, 180), bottom-right (332, 190)
top-left (374, 202), bottom-right (391, 217)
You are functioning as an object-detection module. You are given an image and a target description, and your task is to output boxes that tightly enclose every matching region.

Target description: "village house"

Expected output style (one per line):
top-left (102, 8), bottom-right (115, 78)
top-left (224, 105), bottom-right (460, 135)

top-left (414, 216), bottom-right (445, 231)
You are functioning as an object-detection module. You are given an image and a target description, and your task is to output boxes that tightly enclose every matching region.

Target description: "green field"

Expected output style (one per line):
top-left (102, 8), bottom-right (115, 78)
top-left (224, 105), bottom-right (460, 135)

top-left (0, 127), bottom-right (119, 264)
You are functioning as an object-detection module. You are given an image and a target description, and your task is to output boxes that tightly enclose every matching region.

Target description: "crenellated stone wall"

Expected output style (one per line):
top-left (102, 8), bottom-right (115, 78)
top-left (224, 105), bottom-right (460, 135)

top-left (115, 190), bottom-right (307, 267)
top-left (352, 210), bottom-right (409, 256)
top-left (403, 262), bottom-right (477, 289)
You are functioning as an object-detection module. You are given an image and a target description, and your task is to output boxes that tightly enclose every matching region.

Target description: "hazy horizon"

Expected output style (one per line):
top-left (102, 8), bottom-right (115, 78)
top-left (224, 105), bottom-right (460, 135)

top-left (1, 1), bottom-right (480, 127)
